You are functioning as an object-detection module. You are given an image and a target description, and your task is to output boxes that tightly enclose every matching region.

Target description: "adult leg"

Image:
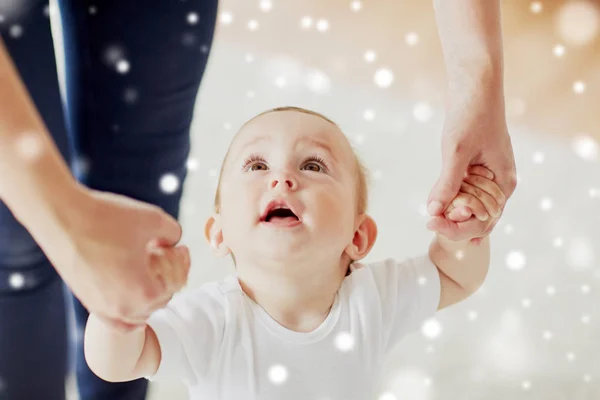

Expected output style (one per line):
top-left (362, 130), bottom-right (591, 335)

top-left (55, 0), bottom-right (218, 398)
top-left (0, 1), bottom-right (74, 399)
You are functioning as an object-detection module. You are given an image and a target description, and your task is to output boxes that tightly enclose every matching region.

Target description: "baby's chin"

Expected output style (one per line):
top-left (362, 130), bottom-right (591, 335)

top-left (237, 243), bottom-right (323, 266)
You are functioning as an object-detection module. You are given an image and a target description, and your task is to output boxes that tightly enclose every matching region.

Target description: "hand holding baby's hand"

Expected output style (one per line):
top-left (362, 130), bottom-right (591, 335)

top-left (94, 243), bottom-right (191, 333)
top-left (147, 242), bottom-right (191, 298)
top-left (444, 166), bottom-right (505, 223)
top-left (428, 166), bottom-right (505, 244)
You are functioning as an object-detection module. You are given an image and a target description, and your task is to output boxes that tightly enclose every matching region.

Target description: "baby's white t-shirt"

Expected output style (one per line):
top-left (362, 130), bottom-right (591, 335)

top-left (146, 254), bottom-right (441, 400)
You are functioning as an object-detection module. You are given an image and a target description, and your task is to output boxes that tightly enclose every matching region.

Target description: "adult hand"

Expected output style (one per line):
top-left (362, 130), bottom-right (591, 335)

top-left (426, 98), bottom-right (517, 243)
top-left (46, 187), bottom-right (191, 332)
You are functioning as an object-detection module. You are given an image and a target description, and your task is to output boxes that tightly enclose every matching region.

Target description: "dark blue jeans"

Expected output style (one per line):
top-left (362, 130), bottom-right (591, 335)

top-left (0, 0), bottom-right (217, 399)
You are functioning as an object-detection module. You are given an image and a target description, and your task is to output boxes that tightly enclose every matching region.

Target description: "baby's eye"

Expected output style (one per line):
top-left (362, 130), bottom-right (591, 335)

top-left (302, 162), bottom-right (323, 172)
top-left (250, 162), bottom-right (268, 171)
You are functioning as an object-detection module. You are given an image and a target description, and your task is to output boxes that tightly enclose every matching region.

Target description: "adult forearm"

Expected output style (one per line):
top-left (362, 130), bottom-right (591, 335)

top-left (0, 38), bottom-right (83, 247)
top-left (433, 0), bottom-right (504, 101)
top-left (429, 233), bottom-right (490, 294)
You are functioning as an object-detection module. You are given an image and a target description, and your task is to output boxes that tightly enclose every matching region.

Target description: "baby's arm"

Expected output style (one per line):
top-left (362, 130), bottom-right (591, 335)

top-left (429, 166), bottom-right (503, 309)
top-left (84, 315), bottom-right (160, 382)
top-left (430, 233), bottom-right (490, 310)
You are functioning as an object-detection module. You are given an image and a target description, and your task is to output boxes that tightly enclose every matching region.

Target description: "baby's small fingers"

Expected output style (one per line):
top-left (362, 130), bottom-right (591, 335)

top-left (446, 206), bottom-right (473, 222)
top-left (149, 246), bottom-right (184, 292)
top-left (452, 192), bottom-right (490, 222)
top-left (175, 246), bottom-right (191, 289)
top-left (161, 246), bottom-right (190, 292)
top-left (463, 174), bottom-right (506, 206)
top-left (460, 181), bottom-right (501, 218)
top-left (427, 216), bottom-right (487, 241)
top-left (467, 165), bottom-right (494, 180)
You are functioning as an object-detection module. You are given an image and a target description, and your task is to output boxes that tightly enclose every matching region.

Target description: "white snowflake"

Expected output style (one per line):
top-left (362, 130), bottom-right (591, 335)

top-left (116, 59), bottom-right (130, 74)
top-left (259, 0), bottom-right (273, 12)
top-left (573, 81), bottom-right (586, 94)
top-left (581, 285), bottom-right (591, 294)
top-left (572, 134), bottom-right (598, 161)
top-left (274, 76), bottom-right (287, 88)
top-left (186, 158), bottom-right (199, 171)
top-left (247, 20), bottom-right (259, 31)
top-left (334, 332), bottom-right (355, 352)
top-left (10, 24), bottom-right (23, 38)
top-left (540, 197), bottom-right (553, 211)
top-left (553, 44), bottom-right (565, 57)
top-left (268, 365), bottom-right (288, 384)
top-left (15, 131), bottom-right (43, 162)
top-left (532, 151), bottom-right (545, 164)
top-left (160, 174), bottom-right (180, 194)
top-left (305, 69), bottom-right (331, 94)
top-left (405, 32), bottom-right (419, 46)
top-left (351, 1), bottom-right (362, 12)
top-left (421, 318), bottom-right (442, 339)
top-left (581, 315), bottom-right (591, 324)
top-left (9, 273), bottom-right (25, 289)
top-left (220, 11), bottom-right (233, 25)
top-left (530, 2), bottom-right (542, 13)
top-left (364, 50), bottom-right (377, 63)
top-left (543, 331), bottom-right (553, 340)
top-left (374, 68), bottom-right (394, 88)
top-left (300, 16), bottom-right (313, 29)
top-left (187, 12), bottom-right (199, 25)
top-left (316, 19), bottom-right (329, 32)
top-left (506, 251), bottom-right (526, 271)
top-left (567, 237), bottom-right (594, 270)
top-left (556, 1), bottom-right (600, 46)
top-left (412, 102), bottom-right (433, 122)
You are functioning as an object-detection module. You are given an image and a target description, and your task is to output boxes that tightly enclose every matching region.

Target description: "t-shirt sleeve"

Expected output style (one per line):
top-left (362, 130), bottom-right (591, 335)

top-left (369, 254), bottom-right (441, 352)
top-left (145, 285), bottom-right (226, 386)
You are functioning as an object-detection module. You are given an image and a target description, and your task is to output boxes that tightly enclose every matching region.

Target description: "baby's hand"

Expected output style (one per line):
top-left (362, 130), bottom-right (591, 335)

top-left (147, 243), bottom-right (191, 304)
top-left (444, 166), bottom-right (506, 223)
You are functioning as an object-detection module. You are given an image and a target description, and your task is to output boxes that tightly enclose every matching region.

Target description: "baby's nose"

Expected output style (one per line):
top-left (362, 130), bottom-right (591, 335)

top-left (270, 173), bottom-right (297, 190)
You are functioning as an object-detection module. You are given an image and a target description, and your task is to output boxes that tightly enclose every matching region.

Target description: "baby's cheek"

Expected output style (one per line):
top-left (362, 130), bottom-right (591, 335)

top-left (316, 194), bottom-right (349, 225)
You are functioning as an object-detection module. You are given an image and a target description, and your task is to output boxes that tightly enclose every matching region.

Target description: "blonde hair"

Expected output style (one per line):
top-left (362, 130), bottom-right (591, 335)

top-left (213, 106), bottom-right (369, 215)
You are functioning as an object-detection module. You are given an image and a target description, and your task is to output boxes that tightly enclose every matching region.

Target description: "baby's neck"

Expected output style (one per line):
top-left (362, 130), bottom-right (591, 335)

top-left (236, 257), bottom-right (347, 333)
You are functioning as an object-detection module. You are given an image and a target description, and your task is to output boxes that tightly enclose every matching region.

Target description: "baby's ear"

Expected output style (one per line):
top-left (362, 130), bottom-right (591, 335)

top-left (344, 214), bottom-right (378, 262)
top-left (204, 215), bottom-right (231, 257)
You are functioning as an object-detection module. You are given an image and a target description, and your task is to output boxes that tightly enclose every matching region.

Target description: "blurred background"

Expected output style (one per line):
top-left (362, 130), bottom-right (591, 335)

top-left (36, 0), bottom-right (600, 398)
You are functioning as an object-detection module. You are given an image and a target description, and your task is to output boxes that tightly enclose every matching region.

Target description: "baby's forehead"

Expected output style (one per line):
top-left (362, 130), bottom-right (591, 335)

top-left (227, 111), bottom-right (355, 164)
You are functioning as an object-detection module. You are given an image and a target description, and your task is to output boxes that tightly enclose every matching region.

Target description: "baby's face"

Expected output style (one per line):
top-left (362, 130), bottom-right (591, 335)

top-left (215, 110), bottom-right (359, 264)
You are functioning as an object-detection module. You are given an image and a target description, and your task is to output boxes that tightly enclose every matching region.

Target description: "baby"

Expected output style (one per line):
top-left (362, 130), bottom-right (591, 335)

top-left (84, 107), bottom-right (505, 399)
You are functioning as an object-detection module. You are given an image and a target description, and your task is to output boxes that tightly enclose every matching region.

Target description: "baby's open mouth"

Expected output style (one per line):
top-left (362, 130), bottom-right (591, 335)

top-left (263, 207), bottom-right (299, 223)
top-left (260, 201), bottom-right (301, 226)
